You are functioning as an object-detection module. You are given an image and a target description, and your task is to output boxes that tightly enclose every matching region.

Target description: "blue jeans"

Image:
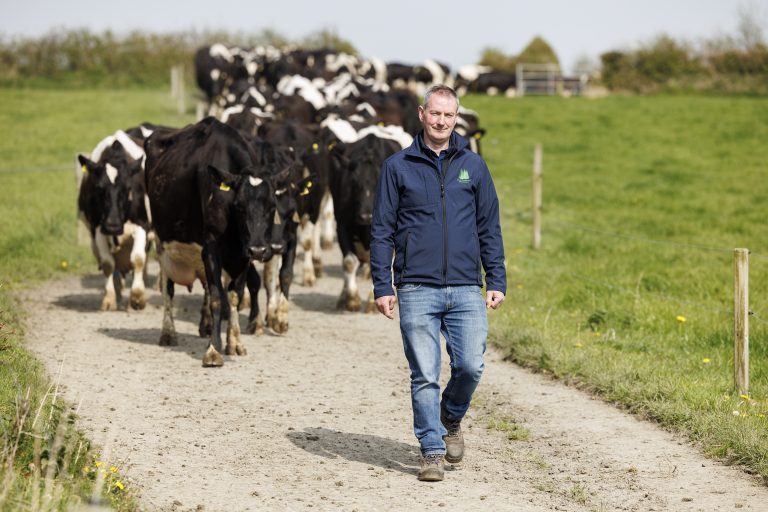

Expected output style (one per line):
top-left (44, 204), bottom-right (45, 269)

top-left (397, 283), bottom-right (488, 455)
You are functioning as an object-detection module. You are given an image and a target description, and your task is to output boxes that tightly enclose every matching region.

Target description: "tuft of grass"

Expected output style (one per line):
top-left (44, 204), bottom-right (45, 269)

top-left (487, 414), bottom-right (530, 441)
top-left (568, 483), bottom-right (589, 505)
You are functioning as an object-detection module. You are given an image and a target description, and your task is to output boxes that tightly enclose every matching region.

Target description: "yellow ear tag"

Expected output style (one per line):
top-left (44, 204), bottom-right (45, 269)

top-left (377, 122), bottom-right (385, 127)
top-left (219, 183), bottom-right (231, 192)
top-left (473, 132), bottom-right (482, 139)
top-left (327, 142), bottom-right (336, 150)
top-left (312, 142), bottom-right (319, 150)
top-left (81, 165), bottom-right (88, 174)
top-left (300, 180), bottom-right (312, 196)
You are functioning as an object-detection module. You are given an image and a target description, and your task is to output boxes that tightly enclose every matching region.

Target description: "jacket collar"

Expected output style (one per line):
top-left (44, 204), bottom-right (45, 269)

top-left (404, 130), bottom-right (469, 161)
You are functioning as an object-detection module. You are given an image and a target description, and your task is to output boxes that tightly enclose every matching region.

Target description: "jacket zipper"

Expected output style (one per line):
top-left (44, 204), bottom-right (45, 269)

top-left (439, 153), bottom-right (459, 286)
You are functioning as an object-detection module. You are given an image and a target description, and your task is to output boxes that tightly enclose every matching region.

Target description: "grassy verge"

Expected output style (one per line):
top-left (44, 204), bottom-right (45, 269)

top-left (461, 93), bottom-right (768, 480)
top-left (0, 87), bottom-right (196, 510)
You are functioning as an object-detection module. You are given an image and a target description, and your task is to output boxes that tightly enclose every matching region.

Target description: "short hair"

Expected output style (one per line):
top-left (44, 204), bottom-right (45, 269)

top-left (423, 84), bottom-right (460, 110)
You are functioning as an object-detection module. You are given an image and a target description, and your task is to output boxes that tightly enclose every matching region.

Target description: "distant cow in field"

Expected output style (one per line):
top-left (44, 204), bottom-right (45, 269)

top-left (77, 131), bottom-right (149, 311)
top-left (145, 117), bottom-right (277, 367)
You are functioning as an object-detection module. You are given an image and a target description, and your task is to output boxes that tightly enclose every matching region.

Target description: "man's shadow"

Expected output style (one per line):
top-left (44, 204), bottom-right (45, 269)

top-left (286, 427), bottom-right (421, 476)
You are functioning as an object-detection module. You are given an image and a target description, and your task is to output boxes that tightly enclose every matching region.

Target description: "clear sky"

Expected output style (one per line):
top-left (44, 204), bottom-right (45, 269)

top-left (1, 0), bottom-right (765, 74)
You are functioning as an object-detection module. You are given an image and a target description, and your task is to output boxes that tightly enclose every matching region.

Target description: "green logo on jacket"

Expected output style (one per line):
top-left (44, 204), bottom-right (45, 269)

top-left (458, 168), bottom-right (470, 183)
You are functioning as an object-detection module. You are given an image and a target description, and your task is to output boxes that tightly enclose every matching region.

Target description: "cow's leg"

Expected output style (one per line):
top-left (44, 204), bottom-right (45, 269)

top-left (159, 270), bottom-right (178, 346)
top-left (225, 280), bottom-right (246, 356)
top-left (338, 253), bottom-right (361, 311)
top-left (264, 256), bottom-right (282, 334)
top-left (199, 285), bottom-right (212, 337)
top-left (335, 222), bottom-right (361, 311)
top-left (274, 235), bottom-right (296, 334)
top-left (298, 217), bottom-right (316, 287)
top-left (129, 227), bottom-right (147, 310)
top-left (200, 243), bottom-right (225, 367)
top-left (310, 213), bottom-right (324, 277)
top-left (95, 233), bottom-right (118, 311)
top-left (319, 191), bottom-right (335, 250)
top-left (245, 263), bottom-right (264, 335)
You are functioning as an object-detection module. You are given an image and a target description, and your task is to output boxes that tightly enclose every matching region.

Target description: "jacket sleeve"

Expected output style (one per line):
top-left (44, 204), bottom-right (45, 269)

top-left (371, 159), bottom-right (399, 298)
top-left (475, 160), bottom-right (507, 294)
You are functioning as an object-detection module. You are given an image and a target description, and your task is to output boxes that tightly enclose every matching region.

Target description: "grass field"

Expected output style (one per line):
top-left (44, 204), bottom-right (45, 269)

top-left (461, 93), bottom-right (768, 479)
top-left (0, 88), bottom-right (766, 508)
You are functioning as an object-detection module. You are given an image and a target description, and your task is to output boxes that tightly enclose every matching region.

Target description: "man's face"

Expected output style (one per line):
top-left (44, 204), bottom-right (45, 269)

top-left (418, 93), bottom-right (458, 149)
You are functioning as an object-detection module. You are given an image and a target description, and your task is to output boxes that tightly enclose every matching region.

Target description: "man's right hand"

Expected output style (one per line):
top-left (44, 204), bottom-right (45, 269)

top-left (375, 295), bottom-right (396, 319)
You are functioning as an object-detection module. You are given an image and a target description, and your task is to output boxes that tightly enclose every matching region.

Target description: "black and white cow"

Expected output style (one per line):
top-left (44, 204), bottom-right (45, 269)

top-left (455, 107), bottom-right (486, 155)
top-left (466, 70), bottom-right (517, 96)
top-left (145, 117), bottom-right (277, 367)
top-left (77, 130), bottom-right (148, 311)
top-left (329, 132), bottom-right (401, 312)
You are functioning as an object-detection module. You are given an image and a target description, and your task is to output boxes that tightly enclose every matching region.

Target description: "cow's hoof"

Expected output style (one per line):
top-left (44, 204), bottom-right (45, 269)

top-left (159, 333), bottom-right (178, 346)
top-left (202, 346), bottom-right (224, 367)
top-left (129, 289), bottom-right (146, 310)
top-left (100, 297), bottom-right (118, 311)
top-left (302, 268), bottom-right (316, 287)
top-left (337, 293), bottom-right (361, 312)
top-left (226, 343), bottom-right (247, 356)
top-left (246, 319), bottom-right (264, 335)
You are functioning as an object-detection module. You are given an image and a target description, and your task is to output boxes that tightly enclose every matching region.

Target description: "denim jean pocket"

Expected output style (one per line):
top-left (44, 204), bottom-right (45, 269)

top-left (397, 283), bottom-right (422, 293)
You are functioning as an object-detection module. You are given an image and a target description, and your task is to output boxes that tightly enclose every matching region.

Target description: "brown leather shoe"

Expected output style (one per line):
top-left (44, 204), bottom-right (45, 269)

top-left (441, 409), bottom-right (464, 463)
top-left (418, 454), bottom-right (445, 481)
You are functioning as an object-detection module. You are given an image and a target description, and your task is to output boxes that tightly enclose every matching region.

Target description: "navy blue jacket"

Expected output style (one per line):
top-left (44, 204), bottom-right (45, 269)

top-left (371, 131), bottom-right (506, 298)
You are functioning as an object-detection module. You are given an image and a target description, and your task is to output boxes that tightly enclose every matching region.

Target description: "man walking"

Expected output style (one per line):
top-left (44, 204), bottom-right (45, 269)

top-left (371, 85), bottom-right (506, 482)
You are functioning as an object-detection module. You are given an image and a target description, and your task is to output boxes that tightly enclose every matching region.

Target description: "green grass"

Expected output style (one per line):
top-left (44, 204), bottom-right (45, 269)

top-left (462, 93), bottom-right (768, 480)
top-left (0, 87), bottom-right (195, 510)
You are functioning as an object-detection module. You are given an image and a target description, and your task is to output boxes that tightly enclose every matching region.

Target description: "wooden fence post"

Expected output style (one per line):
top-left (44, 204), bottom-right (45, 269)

top-left (734, 248), bottom-right (749, 395)
top-left (532, 143), bottom-right (543, 249)
top-left (170, 65), bottom-right (186, 115)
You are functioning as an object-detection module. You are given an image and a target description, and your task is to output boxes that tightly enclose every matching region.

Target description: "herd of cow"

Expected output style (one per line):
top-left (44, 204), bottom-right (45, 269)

top-left (76, 44), bottom-right (490, 367)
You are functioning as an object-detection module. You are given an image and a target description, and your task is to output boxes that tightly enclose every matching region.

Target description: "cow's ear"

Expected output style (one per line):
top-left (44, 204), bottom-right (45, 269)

top-left (295, 173), bottom-right (316, 197)
top-left (207, 165), bottom-right (239, 192)
top-left (77, 154), bottom-right (98, 175)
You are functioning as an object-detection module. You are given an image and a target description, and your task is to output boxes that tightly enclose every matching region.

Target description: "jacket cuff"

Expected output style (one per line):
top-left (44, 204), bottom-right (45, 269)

top-left (373, 284), bottom-right (395, 299)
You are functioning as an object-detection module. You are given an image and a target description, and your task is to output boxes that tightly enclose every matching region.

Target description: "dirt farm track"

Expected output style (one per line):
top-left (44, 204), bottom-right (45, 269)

top-left (20, 247), bottom-right (768, 511)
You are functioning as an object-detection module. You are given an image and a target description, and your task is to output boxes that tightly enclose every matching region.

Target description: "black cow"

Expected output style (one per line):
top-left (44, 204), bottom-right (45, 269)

top-left (467, 70), bottom-right (517, 96)
top-left (77, 131), bottom-right (148, 311)
top-left (145, 117), bottom-right (277, 367)
top-left (330, 133), bottom-right (401, 312)
top-left (242, 137), bottom-right (310, 335)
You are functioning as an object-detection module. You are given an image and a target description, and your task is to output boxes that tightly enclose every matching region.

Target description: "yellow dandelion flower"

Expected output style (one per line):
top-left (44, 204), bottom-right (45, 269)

top-left (110, 466), bottom-right (118, 473)
top-left (60, 260), bottom-right (68, 270)
top-left (94, 461), bottom-right (102, 467)
top-left (702, 358), bottom-right (711, 364)
top-left (740, 394), bottom-right (750, 401)
top-left (83, 466), bottom-right (90, 474)
top-left (516, 284), bottom-right (524, 289)
top-left (574, 342), bottom-right (583, 348)
top-left (115, 481), bottom-right (124, 491)
top-left (676, 315), bottom-right (686, 323)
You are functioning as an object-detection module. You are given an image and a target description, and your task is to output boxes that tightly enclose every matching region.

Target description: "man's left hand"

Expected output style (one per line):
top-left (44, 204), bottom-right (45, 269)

top-left (486, 290), bottom-right (505, 309)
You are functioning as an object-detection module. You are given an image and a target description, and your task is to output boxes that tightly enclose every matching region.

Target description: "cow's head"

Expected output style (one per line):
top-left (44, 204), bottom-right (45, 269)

top-left (331, 141), bottom-right (380, 226)
top-left (268, 150), bottom-right (314, 254)
top-left (78, 145), bottom-right (141, 236)
top-left (208, 165), bottom-right (275, 263)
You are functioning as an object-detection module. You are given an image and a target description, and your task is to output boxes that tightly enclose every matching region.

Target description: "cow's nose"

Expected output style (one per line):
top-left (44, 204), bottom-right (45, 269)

top-left (248, 246), bottom-right (268, 260)
top-left (102, 222), bottom-right (124, 236)
top-left (270, 242), bottom-right (285, 254)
